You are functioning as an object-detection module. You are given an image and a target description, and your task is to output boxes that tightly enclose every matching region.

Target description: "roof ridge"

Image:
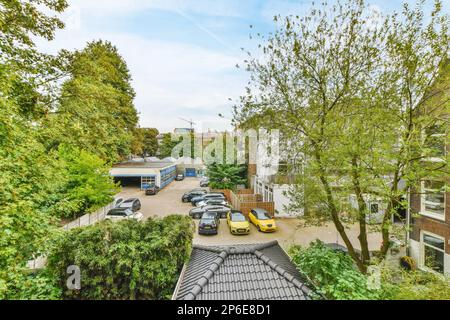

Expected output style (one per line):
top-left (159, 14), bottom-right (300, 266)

top-left (183, 251), bottom-right (228, 300)
top-left (254, 249), bottom-right (313, 298)
top-left (193, 241), bottom-right (279, 255)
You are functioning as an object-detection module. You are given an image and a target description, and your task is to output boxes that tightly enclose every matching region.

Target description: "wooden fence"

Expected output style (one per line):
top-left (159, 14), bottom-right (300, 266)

top-left (212, 188), bottom-right (275, 217)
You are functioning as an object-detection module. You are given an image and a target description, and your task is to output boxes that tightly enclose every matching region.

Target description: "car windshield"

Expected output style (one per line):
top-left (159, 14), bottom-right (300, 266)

top-left (232, 214), bottom-right (246, 222)
top-left (107, 209), bottom-right (131, 216)
top-left (256, 212), bottom-right (271, 220)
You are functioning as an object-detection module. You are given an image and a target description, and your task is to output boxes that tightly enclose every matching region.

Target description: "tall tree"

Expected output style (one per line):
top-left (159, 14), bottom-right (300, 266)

top-left (234, 0), bottom-right (449, 272)
top-left (45, 40), bottom-right (139, 162)
top-left (0, 0), bottom-right (69, 298)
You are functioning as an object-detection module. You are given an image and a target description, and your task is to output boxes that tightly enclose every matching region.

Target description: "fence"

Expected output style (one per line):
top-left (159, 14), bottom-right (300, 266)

top-left (62, 202), bottom-right (114, 231)
top-left (27, 201), bottom-right (115, 270)
top-left (215, 188), bottom-right (275, 217)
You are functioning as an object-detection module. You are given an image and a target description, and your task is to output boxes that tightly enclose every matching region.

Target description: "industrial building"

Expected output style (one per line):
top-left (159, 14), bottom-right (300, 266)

top-left (110, 161), bottom-right (177, 190)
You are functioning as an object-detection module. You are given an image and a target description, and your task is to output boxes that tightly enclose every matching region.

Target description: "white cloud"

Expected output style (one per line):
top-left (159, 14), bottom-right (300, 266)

top-left (67, 0), bottom-right (249, 18)
top-left (35, 25), bottom-right (246, 132)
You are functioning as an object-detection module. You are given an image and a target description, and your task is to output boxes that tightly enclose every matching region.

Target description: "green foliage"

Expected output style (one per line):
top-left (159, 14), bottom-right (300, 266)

top-left (380, 268), bottom-right (450, 300)
top-left (289, 241), bottom-right (381, 300)
top-left (0, 0), bottom-right (67, 62)
top-left (138, 128), bottom-right (159, 157)
top-left (235, 0), bottom-right (450, 270)
top-left (47, 216), bottom-right (194, 300)
top-left (2, 270), bottom-right (61, 300)
top-left (0, 66), bottom-right (64, 299)
top-left (207, 163), bottom-right (247, 190)
top-left (45, 40), bottom-right (139, 162)
top-left (158, 133), bottom-right (181, 158)
top-left (51, 145), bottom-right (119, 219)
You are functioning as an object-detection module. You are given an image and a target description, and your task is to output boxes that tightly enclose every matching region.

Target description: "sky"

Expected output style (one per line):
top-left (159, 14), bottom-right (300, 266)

top-left (35, 0), bottom-right (448, 133)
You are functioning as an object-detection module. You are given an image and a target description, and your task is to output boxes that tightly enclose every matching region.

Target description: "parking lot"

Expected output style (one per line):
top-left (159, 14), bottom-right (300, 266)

top-left (116, 178), bottom-right (382, 250)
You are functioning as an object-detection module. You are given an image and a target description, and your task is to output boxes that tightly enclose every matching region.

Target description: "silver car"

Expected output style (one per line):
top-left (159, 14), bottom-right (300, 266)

top-left (105, 208), bottom-right (143, 221)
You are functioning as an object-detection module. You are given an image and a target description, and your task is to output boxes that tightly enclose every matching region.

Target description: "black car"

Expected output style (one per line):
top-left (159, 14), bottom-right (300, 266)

top-left (117, 198), bottom-right (141, 212)
top-left (145, 184), bottom-right (159, 195)
top-left (191, 193), bottom-right (225, 206)
top-left (189, 205), bottom-right (231, 219)
top-left (181, 189), bottom-right (207, 203)
top-left (198, 211), bottom-right (220, 235)
top-left (175, 174), bottom-right (185, 181)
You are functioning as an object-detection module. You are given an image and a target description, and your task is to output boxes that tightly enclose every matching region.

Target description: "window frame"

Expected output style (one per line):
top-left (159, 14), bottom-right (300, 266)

top-left (420, 231), bottom-right (446, 275)
top-left (420, 180), bottom-right (446, 221)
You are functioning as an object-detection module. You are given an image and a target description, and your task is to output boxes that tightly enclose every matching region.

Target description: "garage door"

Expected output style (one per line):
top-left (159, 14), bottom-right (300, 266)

top-left (185, 168), bottom-right (197, 177)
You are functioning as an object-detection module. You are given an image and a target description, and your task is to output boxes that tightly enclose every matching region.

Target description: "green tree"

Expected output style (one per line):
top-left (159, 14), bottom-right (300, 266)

top-left (234, 0), bottom-right (449, 272)
top-left (0, 66), bottom-right (65, 298)
top-left (137, 127), bottom-right (160, 156)
top-left (45, 40), bottom-right (139, 162)
top-left (51, 145), bottom-right (119, 219)
top-left (158, 133), bottom-right (180, 158)
top-left (289, 241), bottom-right (381, 300)
top-left (207, 163), bottom-right (247, 190)
top-left (47, 216), bottom-right (194, 300)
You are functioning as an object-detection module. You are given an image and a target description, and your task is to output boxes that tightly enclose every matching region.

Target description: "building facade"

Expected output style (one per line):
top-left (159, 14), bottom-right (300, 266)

top-left (110, 161), bottom-right (177, 190)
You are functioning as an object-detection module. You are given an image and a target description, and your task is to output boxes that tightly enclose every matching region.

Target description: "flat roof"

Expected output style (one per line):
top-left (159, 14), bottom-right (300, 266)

top-left (112, 161), bottom-right (175, 169)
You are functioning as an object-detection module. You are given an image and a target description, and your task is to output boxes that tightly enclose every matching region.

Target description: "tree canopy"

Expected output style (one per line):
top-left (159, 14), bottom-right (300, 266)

top-left (234, 0), bottom-right (449, 272)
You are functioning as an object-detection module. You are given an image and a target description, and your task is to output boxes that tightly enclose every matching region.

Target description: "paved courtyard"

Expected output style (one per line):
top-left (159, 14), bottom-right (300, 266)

top-left (116, 178), bottom-right (382, 251)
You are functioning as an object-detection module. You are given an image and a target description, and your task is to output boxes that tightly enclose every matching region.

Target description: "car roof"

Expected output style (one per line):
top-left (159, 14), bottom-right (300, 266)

top-left (202, 211), bottom-right (217, 218)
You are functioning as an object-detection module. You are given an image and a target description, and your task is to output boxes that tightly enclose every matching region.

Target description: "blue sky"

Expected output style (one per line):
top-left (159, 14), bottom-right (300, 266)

top-left (35, 0), bottom-right (448, 132)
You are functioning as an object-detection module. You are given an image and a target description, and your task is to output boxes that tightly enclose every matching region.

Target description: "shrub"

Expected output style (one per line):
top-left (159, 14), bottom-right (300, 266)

top-left (47, 215), bottom-right (194, 300)
top-left (289, 240), bottom-right (381, 300)
top-left (380, 268), bottom-right (450, 300)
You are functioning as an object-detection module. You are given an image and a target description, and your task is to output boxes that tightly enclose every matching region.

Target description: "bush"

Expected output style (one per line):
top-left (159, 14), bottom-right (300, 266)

top-left (47, 215), bottom-right (194, 300)
top-left (381, 268), bottom-right (450, 300)
top-left (289, 240), bottom-right (381, 300)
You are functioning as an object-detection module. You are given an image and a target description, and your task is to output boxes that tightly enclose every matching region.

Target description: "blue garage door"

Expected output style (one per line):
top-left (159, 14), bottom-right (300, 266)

top-left (185, 168), bottom-right (197, 177)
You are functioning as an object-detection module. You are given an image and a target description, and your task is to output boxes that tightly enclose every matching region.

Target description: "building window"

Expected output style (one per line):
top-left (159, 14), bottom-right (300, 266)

top-left (424, 123), bottom-right (446, 159)
top-left (141, 176), bottom-right (156, 189)
top-left (421, 180), bottom-right (445, 219)
top-left (421, 232), bottom-right (445, 274)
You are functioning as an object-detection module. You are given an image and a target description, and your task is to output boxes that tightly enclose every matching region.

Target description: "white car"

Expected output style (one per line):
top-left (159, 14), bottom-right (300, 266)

top-left (105, 208), bottom-right (143, 221)
top-left (196, 199), bottom-right (230, 208)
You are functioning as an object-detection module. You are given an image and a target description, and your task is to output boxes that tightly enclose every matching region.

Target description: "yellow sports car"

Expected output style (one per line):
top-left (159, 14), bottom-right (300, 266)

top-left (249, 208), bottom-right (277, 232)
top-left (227, 211), bottom-right (250, 235)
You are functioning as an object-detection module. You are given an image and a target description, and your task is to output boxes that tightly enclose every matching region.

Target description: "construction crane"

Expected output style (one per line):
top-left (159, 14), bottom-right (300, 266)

top-left (179, 117), bottom-right (196, 130)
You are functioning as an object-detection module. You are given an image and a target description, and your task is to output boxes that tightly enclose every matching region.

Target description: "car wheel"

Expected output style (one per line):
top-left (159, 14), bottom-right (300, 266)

top-left (257, 225), bottom-right (261, 232)
top-left (194, 213), bottom-right (201, 219)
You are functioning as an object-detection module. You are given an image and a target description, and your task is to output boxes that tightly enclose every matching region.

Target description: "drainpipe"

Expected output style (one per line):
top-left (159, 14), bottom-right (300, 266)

top-left (406, 187), bottom-right (411, 256)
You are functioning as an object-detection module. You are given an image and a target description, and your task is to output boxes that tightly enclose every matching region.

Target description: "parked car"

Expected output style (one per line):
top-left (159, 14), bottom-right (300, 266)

top-left (145, 184), bottom-right (159, 195)
top-left (191, 193), bottom-right (226, 206)
top-left (181, 189), bottom-right (207, 203)
top-left (198, 211), bottom-right (220, 235)
top-left (175, 173), bottom-right (185, 181)
top-left (227, 210), bottom-right (250, 235)
top-left (249, 208), bottom-right (277, 233)
top-left (105, 208), bottom-right (143, 221)
top-left (112, 197), bottom-right (124, 208)
top-left (189, 205), bottom-right (231, 219)
top-left (196, 198), bottom-right (230, 208)
top-left (117, 198), bottom-right (141, 212)
top-left (200, 177), bottom-right (209, 187)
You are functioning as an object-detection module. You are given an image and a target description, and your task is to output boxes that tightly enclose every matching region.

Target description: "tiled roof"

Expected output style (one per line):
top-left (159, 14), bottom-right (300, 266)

top-left (173, 241), bottom-right (315, 300)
